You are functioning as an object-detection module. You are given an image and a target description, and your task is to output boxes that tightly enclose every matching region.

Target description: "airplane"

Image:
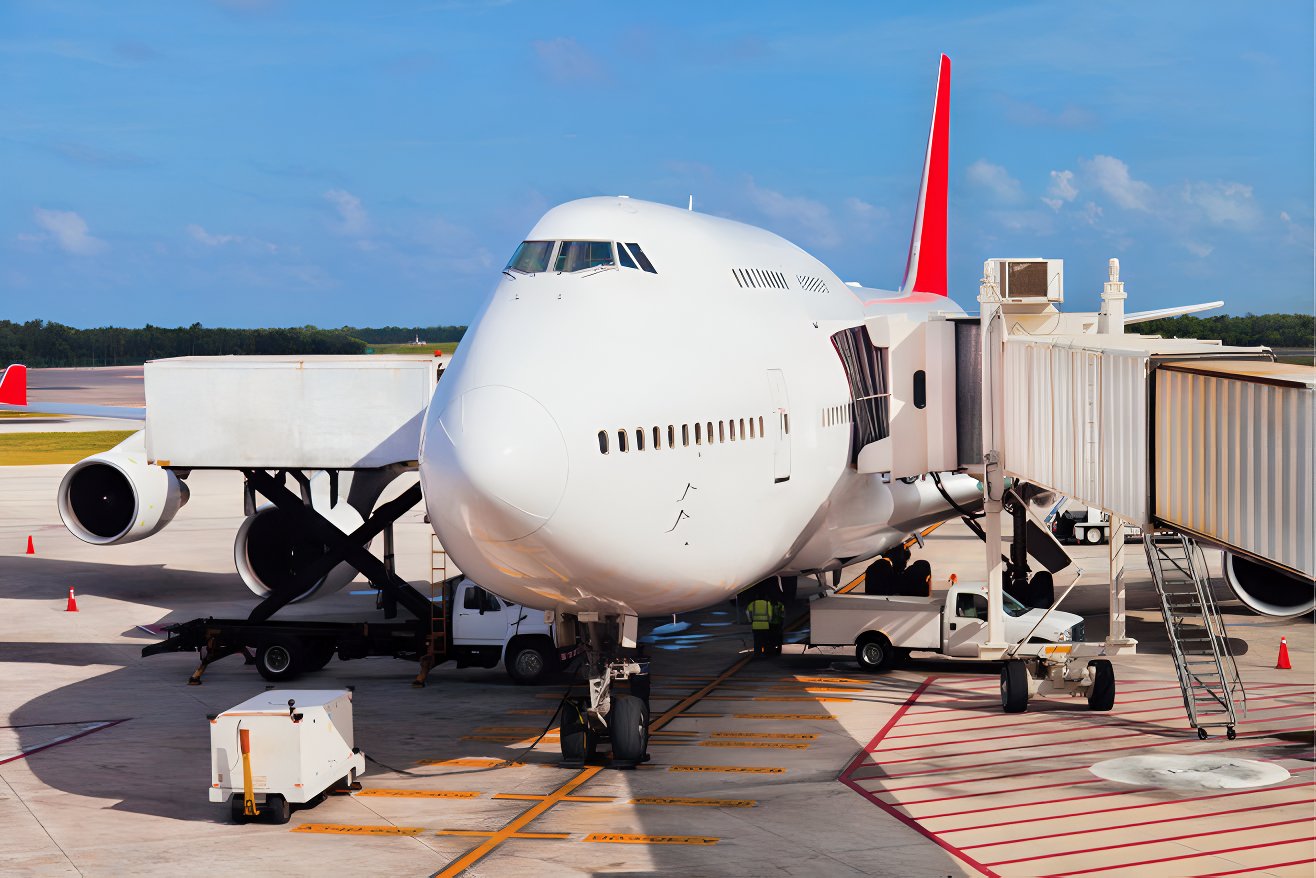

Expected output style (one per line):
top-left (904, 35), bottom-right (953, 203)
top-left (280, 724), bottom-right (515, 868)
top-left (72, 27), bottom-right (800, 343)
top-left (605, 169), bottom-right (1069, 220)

top-left (4, 56), bottom-right (1307, 767)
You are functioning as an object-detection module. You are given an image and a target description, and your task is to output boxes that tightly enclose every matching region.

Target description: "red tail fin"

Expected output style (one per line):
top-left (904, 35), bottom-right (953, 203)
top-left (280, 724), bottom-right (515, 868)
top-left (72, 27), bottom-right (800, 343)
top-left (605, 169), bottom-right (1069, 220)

top-left (0, 364), bottom-right (27, 406)
top-left (899, 54), bottom-right (951, 297)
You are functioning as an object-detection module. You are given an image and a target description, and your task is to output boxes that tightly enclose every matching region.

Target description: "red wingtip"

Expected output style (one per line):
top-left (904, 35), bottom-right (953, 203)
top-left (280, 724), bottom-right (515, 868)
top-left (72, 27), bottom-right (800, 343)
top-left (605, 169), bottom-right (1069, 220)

top-left (0, 364), bottom-right (27, 406)
top-left (900, 54), bottom-right (951, 297)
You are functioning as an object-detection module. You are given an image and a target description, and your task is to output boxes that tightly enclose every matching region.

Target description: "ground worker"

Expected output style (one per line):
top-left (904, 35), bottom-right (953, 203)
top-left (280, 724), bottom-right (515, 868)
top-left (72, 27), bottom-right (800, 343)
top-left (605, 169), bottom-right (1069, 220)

top-left (769, 597), bottom-right (786, 656)
top-left (746, 594), bottom-right (773, 657)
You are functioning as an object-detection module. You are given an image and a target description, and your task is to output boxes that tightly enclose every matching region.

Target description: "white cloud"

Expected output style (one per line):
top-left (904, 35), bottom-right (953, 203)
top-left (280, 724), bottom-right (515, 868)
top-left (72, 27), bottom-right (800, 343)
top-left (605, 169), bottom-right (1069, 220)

top-left (966, 160), bottom-right (1023, 202)
top-left (1042, 169), bottom-right (1078, 210)
top-left (1080, 155), bottom-right (1152, 211)
top-left (187, 223), bottom-right (277, 252)
top-left (1280, 210), bottom-right (1291, 222)
top-left (532, 37), bottom-right (605, 83)
top-left (324, 189), bottom-right (369, 236)
top-left (1184, 241), bottom-right (1214, 258)
top-left (744, 178), bottom-right (839, 249)
top-left (33, 208), bottom-right (107, 255)
top-left (1182, 182), bottom-right (1260, 228)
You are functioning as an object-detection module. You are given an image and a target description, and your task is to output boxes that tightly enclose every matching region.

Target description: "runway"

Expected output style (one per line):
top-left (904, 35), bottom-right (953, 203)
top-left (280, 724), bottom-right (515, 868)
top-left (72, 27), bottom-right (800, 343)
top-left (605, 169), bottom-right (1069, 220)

top-left (0, 461), bottom-right (1311, 876)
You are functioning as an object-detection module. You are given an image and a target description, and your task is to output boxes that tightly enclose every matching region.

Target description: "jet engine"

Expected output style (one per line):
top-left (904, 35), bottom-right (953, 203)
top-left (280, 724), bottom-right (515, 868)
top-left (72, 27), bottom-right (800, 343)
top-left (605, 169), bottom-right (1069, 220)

top-left (58, 431), bottom-right (189, 545)
top-left (233, 468), bottom-right (403, 603)
top-left (1223, 552), bottom-right (1315, 618)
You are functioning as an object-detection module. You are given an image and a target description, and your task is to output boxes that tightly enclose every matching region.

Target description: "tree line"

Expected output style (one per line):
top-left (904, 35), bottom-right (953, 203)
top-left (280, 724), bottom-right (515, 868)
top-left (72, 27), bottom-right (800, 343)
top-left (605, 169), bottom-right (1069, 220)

top-left (1137, 313), bottom-right (1313, 349)
top-left (0, 321), bottom-right (469, 368)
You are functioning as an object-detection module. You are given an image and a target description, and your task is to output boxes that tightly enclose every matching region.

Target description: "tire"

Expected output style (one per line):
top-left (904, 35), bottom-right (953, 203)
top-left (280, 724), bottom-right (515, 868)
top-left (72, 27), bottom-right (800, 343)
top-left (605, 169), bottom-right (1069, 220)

top-left (1000, 661), bottom-right (1029, 713)
top-left (608, 694), bottom-right (649, 768)
top-left (263, 793), bottom-right (291, 825)
top-left (255, 638), bottom-right (303, 682)
top-left (1087, 659), bottom-right (1115, 711)
top-left (559, 699), bottom-right (597, 766)
top-left (230, 795), bottom-right (249, 824)
top-left (855, 633), bottom-right (896, 673)
top-left (505, 639), bottom-right (553, 685)
top-left (305, 639), bottom-right (336, 673)
top-left (1083, 527), bottom-right (1104, 545)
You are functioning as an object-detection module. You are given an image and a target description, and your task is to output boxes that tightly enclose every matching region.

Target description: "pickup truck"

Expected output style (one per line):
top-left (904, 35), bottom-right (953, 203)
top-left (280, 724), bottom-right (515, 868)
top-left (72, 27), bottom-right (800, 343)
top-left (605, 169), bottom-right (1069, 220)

top-left (144, 577), bottom-right (559, 685)
top-left (809, 580), bottom-right (1085, 672)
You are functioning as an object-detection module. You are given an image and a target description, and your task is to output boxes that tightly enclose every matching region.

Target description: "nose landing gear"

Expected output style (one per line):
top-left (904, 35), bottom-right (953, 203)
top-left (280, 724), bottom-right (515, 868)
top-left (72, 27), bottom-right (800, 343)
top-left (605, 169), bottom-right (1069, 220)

top-left (555, 614), bottom-right (651, 770)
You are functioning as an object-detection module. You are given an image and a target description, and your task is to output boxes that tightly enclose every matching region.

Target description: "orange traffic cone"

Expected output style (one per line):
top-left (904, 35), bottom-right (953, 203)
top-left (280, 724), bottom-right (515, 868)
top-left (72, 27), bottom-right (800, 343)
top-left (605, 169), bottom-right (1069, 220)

top-left (65, 587), bottom-right (78, 613)
top-left (26, 535), bottom-right (34, 554)
top-left (1276, 637), bottom-right (1291, 670)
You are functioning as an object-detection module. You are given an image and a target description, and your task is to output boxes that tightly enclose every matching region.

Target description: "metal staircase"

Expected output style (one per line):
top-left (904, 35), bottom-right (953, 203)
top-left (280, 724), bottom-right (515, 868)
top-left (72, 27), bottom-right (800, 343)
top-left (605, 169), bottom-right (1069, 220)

top-left (1143, 534), bottom-right (1247, 738)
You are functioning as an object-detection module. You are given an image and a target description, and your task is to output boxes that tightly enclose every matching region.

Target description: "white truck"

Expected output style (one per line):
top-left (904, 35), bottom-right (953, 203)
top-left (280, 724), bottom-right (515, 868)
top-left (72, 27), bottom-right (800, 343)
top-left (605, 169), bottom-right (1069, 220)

top-left (146, 577), bottom-right (558, 685)
top-left (808, 579), bottom-right (1118, 713)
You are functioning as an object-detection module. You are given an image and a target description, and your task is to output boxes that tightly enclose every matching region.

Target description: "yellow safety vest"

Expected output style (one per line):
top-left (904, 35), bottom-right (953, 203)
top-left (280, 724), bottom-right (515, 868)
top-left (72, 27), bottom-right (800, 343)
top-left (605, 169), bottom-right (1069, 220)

top-left (770, 602), bottom-right (784, 625)
top-left (747, 599), bottom-right (772, 630)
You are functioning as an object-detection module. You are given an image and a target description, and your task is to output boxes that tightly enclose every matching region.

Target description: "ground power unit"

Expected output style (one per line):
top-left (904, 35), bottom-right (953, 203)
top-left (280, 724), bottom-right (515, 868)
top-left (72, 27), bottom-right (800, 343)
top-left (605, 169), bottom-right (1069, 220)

top-left (209, 689), bottom-right (365, 824)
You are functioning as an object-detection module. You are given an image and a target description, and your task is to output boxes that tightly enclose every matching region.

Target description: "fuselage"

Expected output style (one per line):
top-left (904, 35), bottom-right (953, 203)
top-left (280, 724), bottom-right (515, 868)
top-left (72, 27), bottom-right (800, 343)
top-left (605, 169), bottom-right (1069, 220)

top-left (419, 196), bottom-right (976, 616)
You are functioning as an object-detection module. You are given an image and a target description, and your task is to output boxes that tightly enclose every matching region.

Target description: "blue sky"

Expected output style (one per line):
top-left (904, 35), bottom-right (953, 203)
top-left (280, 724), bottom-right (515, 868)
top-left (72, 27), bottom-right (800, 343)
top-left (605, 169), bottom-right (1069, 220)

top-left (2, 1), bottom-right (1312, 328)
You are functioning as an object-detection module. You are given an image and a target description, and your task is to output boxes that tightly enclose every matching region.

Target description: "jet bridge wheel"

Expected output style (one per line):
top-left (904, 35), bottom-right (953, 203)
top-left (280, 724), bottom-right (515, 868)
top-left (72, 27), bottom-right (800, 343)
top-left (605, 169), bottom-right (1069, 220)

top-left (255, 637), bottom-right (304, 682)
top-left (1086, 659), bottom-right (1115, 711)
top-left (1000, 661), bottom-right (1029, 713)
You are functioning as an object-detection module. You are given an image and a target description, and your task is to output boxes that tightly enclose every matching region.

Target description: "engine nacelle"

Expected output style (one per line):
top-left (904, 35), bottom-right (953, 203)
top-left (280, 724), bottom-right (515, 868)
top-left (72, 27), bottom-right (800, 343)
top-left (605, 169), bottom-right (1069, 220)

top-left (233, 467), bottom-right (402, 603)
top-left (234, 501), bottom-right (365, 603)
top-left (1223, 552), bottom-right (1315, 618)
top-left (58, 431), bottom-right (189, 545)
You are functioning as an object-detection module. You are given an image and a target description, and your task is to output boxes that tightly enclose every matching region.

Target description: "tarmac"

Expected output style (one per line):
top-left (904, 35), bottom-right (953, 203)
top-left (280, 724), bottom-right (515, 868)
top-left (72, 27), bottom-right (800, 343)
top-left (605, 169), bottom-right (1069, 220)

top-left (1, 370), bottom-right (1312, 877)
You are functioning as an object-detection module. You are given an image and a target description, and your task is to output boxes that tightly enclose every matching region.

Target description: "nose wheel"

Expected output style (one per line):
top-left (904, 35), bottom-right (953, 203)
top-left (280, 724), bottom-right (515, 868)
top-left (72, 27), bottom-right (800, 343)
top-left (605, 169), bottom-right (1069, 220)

top-left (556, 615), bottom-right (651, 770)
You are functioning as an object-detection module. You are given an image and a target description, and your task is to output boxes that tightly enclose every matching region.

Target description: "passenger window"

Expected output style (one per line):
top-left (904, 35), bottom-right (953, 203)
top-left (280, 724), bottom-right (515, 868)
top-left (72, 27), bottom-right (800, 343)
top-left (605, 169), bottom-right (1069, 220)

top-left (598, 430), bottom-right (608, 454)
top-left (707, 422), bottom-right (713, 442)
top-left (913, 370), bottom-right (927, 410)
top-left (682, 424), bottom-right (689, 446)
top-left (636, 428), bottom-right (645, 451)
top-left (554, 241), bottom-right (614, 272)
top-left (618, 430), bottom-right (628, 452)
top-left (728, 419), bottom-right (736, 441)
top-left (694, 422), bottom-right (702, 445)
top-left (617, 242), bottom-right (638, 269)
top-left (783, 412), bottom-right (790, 434)
top-left (719, 421), bottom-right (725, 442)
top-left (507, 240), bottom-right (554, 274)
top-left (668, 425), bottom-right (675, 448)
top-left (653, 426), bottom-right (661, 449)
top-left (740, 418), bottom-right (746, 440)
top-left (625, 243), bottom-right (657, 273)
top-left (758, 415), bottom-right (764, 437)
top-left (749, 418), bottom-right (756, 439)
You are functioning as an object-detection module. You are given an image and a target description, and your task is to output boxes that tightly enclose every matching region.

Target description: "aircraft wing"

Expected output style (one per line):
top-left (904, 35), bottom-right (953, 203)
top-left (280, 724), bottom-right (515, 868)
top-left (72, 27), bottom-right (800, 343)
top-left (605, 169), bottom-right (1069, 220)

top-left (0, 364), bottom-right (147, 420)
top-left (1124, 300), bottom-right (1224, 325)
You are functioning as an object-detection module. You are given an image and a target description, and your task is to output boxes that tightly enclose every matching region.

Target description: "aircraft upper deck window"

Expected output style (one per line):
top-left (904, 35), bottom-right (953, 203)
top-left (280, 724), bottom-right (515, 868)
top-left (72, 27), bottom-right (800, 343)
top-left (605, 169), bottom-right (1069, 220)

top-left (624, 243), bottom-right (657, 273)
top-left (554, 241), bottom-right (614, 273)
top-left (508, 240), bottom-right (555, 274)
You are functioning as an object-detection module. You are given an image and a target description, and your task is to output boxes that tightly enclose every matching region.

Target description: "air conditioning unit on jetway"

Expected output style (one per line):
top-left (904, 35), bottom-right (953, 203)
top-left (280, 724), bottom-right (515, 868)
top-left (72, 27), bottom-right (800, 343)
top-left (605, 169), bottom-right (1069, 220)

top-left (986, 258), bottom-right (1064, 303)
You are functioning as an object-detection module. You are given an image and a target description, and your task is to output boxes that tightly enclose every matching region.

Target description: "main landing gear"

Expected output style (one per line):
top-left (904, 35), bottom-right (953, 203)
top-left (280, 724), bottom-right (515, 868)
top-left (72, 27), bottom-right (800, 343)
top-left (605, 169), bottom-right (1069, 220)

top-left (556, 615), bottom-right (651, 770)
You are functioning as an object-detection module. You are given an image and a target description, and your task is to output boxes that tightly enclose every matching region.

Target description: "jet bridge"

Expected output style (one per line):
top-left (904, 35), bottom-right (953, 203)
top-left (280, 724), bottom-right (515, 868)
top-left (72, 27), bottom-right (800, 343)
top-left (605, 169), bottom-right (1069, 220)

top-left (971, 257), bottom-right (1314, 735)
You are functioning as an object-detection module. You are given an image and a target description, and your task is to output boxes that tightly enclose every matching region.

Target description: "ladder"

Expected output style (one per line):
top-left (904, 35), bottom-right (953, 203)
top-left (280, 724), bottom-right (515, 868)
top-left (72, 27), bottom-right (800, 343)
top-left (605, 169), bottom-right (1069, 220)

top-left (1143, 534), bottom-right (1246, 738)
top-left (412, 533), bottom-right (449, 688)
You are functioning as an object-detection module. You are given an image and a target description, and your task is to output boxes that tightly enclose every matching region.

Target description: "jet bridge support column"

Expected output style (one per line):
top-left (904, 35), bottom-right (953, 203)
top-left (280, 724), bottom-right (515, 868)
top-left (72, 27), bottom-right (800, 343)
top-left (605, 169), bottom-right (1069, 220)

top-left (978, 261), bottom-right (1009, 655)
top-left (1107, 515), bottom-right (1134, 645)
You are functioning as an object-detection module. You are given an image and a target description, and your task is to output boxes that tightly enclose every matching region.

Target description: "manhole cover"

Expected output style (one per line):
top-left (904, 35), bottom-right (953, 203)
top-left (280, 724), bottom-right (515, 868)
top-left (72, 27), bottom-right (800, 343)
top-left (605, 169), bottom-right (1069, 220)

top-left (1090, 754), bottom-right (1290, 790)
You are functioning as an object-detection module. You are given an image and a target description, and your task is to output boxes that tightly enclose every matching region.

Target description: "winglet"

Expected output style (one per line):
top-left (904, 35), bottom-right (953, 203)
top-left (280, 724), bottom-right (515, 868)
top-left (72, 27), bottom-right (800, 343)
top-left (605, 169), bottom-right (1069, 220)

top-left (899, 54), bottom-right (951, 297)
top-left (0, 364), bottom-right (27, 406)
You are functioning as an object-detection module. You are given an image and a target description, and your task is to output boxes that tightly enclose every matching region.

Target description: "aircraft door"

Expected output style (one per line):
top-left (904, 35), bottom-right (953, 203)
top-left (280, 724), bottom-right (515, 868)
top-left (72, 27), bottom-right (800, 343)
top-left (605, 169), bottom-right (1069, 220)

top-left (945, 591), bottom-right (988, 657)
top-left (767, 369), bottom-right (791, 483)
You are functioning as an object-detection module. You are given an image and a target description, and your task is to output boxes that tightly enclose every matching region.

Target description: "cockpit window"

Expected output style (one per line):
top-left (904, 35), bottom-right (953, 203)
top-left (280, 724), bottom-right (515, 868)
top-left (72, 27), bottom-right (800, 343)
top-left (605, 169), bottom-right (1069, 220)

top-left (617, 243), bottom-right (638, 269)
top-left (625, 242), bottom-right (657, 273)
top-left (554, 241), bottom-right (614, 272)
top-left (507, 240), bottom-right (555, 274)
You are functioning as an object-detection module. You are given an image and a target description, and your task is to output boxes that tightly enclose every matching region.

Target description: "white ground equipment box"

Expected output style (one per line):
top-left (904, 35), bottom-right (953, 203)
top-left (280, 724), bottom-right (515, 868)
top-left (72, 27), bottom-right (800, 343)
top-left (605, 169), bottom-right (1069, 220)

top-left (209, 689), bottom-right (365, 824)
top-left (146, 354), bottom-right (440, 469)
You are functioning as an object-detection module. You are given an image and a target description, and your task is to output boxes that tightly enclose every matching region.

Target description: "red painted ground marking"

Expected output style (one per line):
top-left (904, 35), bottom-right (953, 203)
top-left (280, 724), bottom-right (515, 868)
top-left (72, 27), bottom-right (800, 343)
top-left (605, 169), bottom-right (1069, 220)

top-left (838, 677), bottom-right (1003, 878)
top-left (983, 816), bottom-right (1314, 867)
top-left (959, 794), bottom-right (1316, 850)
top-left (0, 719), bottom-right (127, 766)
top-left (858, 724), bottom-right (1315, 778)
top-left (1047, 836), bottom-right (1316, 877)
top-left (871, 727), bottom-right (1138, 760)
top-left (1197, 857), bottom-right (1316, 877)
top-left (888, 777), bottom-right (1109, 807)
top-left (878, 762), bottom-right (1316, 796)
top-left (940, 779), bottom-right (1316, 833)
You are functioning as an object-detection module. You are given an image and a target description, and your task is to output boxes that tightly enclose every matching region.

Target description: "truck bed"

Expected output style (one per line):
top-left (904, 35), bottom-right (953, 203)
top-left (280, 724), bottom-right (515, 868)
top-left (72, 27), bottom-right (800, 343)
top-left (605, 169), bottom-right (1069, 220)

top-left (809, 593), bottom-right (942, 649)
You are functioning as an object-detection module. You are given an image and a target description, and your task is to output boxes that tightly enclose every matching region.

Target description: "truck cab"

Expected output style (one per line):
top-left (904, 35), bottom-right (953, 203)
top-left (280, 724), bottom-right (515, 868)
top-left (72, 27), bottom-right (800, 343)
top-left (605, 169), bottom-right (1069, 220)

top-left (450, 579), bottom-right (557, 684)
top-left (942, 582), bottom-right (1083, 657)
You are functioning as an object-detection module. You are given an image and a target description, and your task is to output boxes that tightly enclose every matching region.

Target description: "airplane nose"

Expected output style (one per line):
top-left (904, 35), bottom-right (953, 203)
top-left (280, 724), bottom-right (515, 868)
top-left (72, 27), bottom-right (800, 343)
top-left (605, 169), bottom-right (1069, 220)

top-left (430, 385), bottom-right (568, 542)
